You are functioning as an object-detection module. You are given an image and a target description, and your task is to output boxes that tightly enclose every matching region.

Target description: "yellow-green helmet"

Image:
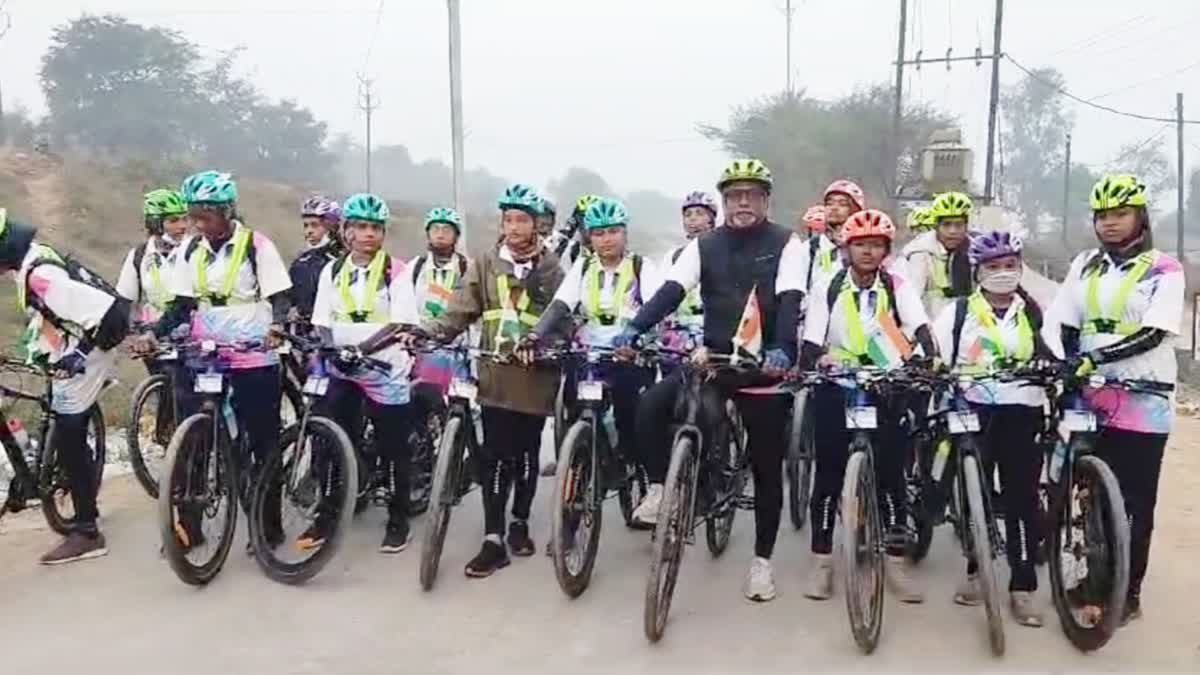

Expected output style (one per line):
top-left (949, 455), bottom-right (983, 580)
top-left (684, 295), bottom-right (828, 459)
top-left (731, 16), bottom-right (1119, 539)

top-left (1090, 174), bottom-right (1147, 212)
top-left (717, 158), bottom-right (773, 193)
top-left (930, 191), bottom-right (973, 221)
top-left (574, 194), bottom-right (603, 216)
top-left (906, 206), bottom-right (936, 232)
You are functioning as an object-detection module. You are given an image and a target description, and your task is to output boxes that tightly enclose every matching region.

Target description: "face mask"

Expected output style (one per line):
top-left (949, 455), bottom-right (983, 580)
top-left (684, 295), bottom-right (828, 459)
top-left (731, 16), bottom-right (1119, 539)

top-left (978, 268), bottom-right (1021, 294)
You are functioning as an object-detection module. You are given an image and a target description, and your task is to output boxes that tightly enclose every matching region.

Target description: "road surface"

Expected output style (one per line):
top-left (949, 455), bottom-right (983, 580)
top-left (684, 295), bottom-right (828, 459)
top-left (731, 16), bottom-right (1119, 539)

top-left (2, 419), bottom-right (1199, 674)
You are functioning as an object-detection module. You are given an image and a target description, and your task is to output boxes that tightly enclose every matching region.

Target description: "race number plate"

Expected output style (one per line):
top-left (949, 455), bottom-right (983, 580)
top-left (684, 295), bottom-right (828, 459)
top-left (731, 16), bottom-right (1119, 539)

top-left (947, 410), bottom-right (981, 435)
top-left (449, 379), bottom-right (478, 402)
top-left (845, 406), bottom-right (878, 430)
top-left (200, 340), bottom-right (217, 354)
top-left (1063, 410), bottom-right (1097, 432)
top-left (303, 376), bottom-right (330, 397)
top-left (578, 380), bottom-right (604, 402)
top-left (194, 372), bottom-right (223, 394)
top-left (158, 349), bottom-right (178, 362)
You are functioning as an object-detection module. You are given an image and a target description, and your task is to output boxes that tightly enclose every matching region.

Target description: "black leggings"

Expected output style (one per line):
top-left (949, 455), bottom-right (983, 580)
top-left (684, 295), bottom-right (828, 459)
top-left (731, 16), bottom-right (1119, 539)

top-left (1092, 427), bottom-right (1168, 600)
top-left (480, 406), bottom-right (545, 536)
top-left (809, 384), bottom-right (907, 556)
top-left (54, 410), bottom-right (98, 530)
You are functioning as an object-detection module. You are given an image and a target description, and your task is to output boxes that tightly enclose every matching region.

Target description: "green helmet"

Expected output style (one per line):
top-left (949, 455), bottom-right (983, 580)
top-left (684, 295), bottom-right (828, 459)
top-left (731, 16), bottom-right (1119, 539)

top-left (1090, 174), bottom-right (1147, 212)
top-left (930, 191), bottom-right (973, 221)
top-left (906, 206), bottom-right (936, 232)
top-left (574, 194), bottom-right (602, 216)
top-left (343, 193), bottom-right (390, 224)
top-left (425, 206), bottom-right (462, 232)
top-left (583, 198), bottom-right (629, 230)
top-left (498, 184), bottom-right (542, 215)
top-left (180, 170), bottom-right (238, 205)
top-left (716, 158), bottom-right (773, 193)
top-left (144, 189), bottom-right (187, 218)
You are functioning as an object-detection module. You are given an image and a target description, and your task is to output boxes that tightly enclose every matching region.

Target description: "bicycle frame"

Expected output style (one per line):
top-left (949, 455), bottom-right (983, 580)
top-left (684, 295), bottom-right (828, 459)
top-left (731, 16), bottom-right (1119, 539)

top-left (0, 367), bottom-right (56, 515)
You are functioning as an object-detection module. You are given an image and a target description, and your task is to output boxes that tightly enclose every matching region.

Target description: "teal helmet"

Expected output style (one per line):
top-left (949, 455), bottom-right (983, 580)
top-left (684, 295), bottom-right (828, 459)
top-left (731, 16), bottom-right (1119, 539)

top-left (583, 198), bottom-right (629, 230)
top-left (343, 193), bottom-right (390, 225)
top-left (424, 206), bottom-right (462, 232)
top-left (180, 170), bottom-right (238, 205)
top-left (497, 183), bottom-right (543, 216)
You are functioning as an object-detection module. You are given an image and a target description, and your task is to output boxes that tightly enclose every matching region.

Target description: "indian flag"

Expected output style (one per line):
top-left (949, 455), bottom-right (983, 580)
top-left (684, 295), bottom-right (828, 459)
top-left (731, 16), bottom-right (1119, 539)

top-left (732, 284), bottom-right (763, 357)
top-left (865, 311), bottom-right (913, 367)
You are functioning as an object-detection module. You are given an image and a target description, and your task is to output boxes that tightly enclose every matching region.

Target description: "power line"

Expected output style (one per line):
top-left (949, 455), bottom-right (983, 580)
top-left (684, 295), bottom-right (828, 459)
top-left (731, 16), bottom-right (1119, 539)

top-left (1088, 57), bottom-right (1200, 101)
top-left (1041, 13), bottom-right (1151, 59)
top-left (1078, 124), bottom-right (1172, 170)
top-left (1005, 55), bottom-right (1200, 125)
top-left (362, 0), bottom-right (386, 75)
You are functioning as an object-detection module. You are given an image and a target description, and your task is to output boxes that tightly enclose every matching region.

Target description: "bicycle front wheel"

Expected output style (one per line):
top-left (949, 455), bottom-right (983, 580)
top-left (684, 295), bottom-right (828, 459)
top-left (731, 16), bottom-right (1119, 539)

top-left (158, 413), bottom-right (238, 586)
top-left (706, 401), bottom-right (747, 556)
top-left (840, 440), bottom-right (884, 654)
top-left (551, 419), bottom-right (602, 598)
top-left (963, 453), bottom-right (1005, 656)
top-left (644, 434), bottom-right (697, 643)
top-left (41, 404), bottom-right (106, 535)
top-left (786, 392), bottom-right (812, 530)
top-left (1048, 453), bottom-right (1130, 652)
top-left (419, 414), bottom-right (466, 591)
top-left (127, 374), bottom-right (173, 499)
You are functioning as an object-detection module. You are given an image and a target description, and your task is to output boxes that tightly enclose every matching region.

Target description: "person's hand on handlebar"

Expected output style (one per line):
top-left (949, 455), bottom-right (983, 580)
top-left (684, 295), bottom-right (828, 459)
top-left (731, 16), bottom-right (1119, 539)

top-left (763, 348), bottom-right (791, 377)
top-left (131, 332), bottom-right (158, 356)
top-left (265, 323), bottom-right (285, 350)
top-left (612, 327), bottom-right (641, 361)
top-left (334, 346), bottom-right (363, 371)
top-left (393, 324), bottom-right (430, 349)
top-left (515, 333), bottom-right (540, 367)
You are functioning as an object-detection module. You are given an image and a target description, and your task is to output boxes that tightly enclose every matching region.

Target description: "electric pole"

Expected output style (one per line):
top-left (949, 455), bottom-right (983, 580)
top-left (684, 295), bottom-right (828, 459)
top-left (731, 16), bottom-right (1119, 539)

top-left (1061, 133), bottom-right (1071, 248)
top-left (448, 0), bottom-right (467, 251)
top-left (357, 74), bottom-right (378, 193)
top-left (983, 0), bottom-right (1004, 204)
top-left (784, 0), bottom-right (796, 94)
top-left (1177, 92), bottom-right (1185, 262)
top-left (0, 3), bottom-right (12, 146)
top-left (890, 0), bottom-right (908, 194)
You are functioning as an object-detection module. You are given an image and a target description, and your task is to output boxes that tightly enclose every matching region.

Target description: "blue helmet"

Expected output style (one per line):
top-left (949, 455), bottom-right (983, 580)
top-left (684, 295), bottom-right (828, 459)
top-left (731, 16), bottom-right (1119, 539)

top-left (180, 170), bottom-right (238, 205)
top-left (497, 184), bottom-right (543, 216)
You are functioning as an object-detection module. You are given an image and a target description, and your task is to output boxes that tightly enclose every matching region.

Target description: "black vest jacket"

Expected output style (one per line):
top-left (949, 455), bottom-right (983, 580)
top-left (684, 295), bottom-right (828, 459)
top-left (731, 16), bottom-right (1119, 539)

top-left (698, 220), bottom-right (792, 352)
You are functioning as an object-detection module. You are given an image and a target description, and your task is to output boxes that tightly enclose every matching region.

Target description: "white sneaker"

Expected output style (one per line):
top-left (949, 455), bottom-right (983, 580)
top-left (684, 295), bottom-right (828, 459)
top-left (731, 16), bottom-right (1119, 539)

top-left (744, 556), bottom-right (777, 602)
top-left (804, 553), bottom-right (835, 600)
top-left (632, 484), bottom-right (664, 525)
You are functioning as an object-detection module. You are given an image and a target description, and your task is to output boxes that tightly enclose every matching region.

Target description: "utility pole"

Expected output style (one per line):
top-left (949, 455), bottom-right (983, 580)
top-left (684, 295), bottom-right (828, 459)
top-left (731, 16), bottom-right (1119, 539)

top-left (447, 0), bottom-right (467, 251)
top-left (357, 74), bottom-right (378, 192)
top-left (1177, 92), bottom-right (1185, 263)
top-left (784, 0), bottom-right (796, 94)
top-left (1061, 133), bottom-right (1071, 248)
top-left (0, 4), bottom-right (11, 146)
top-left (983, 0), bottom-right (1004, 204)
top-left (890, 0), bottom-right (908, 194)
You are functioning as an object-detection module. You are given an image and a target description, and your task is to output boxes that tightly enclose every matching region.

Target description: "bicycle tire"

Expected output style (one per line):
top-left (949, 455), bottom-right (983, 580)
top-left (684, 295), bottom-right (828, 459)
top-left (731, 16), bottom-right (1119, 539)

top-left (127, 374), bottom-right (172, 499)
top-left (644, 435), bottom-right (696, 643)
top-left (249, 417), bottom-right (358, 585)
top-left (551, 419), bottom-right (603, 598)
top-left (840, 441), bottom-right (884, 654)
top-left (706, 403), bottom-right (746, 556)
top-left (1048, 453), bottom-right (1130, 652)
top-left (963, 454), bottom-right (1005, 656)
top-left (408, 401), bottom-right (445, 517)
top-left (419, 414), bottom-right (465, 591)
top-left (786, 392), bottom-right (812, 530)
top-left (41, 404), bottom-right (106, 536)
top-left (158, 413), bottom-right (238, 586)
top-left (906, 468), bottom-right (937, 565)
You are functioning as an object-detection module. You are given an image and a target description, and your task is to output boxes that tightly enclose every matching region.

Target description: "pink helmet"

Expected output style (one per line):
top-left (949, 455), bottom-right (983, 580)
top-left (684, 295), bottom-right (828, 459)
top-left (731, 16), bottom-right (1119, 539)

top-left (802, 204), bottom-right (827, 233)
top-left (823, 180), bottom-right (866, 213)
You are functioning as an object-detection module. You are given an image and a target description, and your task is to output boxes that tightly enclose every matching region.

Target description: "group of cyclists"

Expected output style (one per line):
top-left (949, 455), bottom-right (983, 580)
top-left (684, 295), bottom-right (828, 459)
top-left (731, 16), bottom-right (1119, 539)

top-left (0, 156), bottom-right (1182, 645)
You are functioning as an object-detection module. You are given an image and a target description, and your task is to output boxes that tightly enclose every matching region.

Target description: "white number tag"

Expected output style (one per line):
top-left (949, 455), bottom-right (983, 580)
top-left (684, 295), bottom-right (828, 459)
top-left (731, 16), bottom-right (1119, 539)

top-left (845, 406), bottom-right (878, 430)
top-left (947, 410), bottom-right (981, 435)
top-left (449, 378), bottom-right (477, 402)
top-left (194, 372), bottom-right (223, 394)
top-left (275, 343), bottom-right (292, 356)
top-left (578, 380), bottom-right (604, 402)
top-left (158, 349), bottom-right (178, 362)
top-left (200, 340), bottom-right (217, 354)
top-left (303, 376), bottom-right (330, 396)
top-left (1063, 410), bottom-right (1097, 433)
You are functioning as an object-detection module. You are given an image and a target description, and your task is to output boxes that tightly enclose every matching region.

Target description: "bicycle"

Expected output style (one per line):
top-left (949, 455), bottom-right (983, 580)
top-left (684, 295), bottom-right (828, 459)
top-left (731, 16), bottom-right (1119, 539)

top-left (0, 358), bottom-right (108, 534)
top-left (547, 345), bottom-right (650, 598)
top-left (784, 388), bottom-right (814, 530)
top-left (643, 350), bottom-right (752, 643)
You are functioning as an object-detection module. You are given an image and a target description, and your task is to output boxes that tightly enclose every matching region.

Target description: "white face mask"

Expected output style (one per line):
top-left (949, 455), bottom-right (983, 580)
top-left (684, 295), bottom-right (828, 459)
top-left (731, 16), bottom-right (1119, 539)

top-left (978, 268), bottom-right (1021, 294)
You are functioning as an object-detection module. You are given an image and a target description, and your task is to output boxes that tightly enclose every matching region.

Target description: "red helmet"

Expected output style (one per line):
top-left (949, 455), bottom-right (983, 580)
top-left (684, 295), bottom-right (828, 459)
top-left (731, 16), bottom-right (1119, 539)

top-left (823, 179), bottom-right (866, 212)
top-left (841, 209), bottom-right (896, 244)
top-left (802, 204), bottom-right (827, 233)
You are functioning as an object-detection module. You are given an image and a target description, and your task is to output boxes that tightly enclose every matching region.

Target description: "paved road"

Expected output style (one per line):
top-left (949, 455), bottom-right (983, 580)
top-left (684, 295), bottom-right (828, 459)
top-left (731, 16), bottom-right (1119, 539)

top-left (3, 432), bottom-right (1199, 674)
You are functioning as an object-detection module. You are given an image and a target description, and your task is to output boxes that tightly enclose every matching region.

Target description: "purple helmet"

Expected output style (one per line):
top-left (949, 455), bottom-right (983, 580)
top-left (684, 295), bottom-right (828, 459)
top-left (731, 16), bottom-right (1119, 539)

top-left (301, 195), bottom-right (341, 224)
top-left (682, 190), bottom-right (717, 216)
top-left (968, 230), bottom-right (1023, 266)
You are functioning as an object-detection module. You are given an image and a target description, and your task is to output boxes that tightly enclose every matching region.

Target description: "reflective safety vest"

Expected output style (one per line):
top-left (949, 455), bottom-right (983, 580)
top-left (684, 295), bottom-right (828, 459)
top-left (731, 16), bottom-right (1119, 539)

top-left (335, 250), bottom-right (389, 323)
top-left (1083, 251), bottom-right (1155, 336)
top-left (194, 227), bottom-right (254, 306)
top-left (826, 271), bottom-right (900, 366)
top-left (482, 274), bottom-right (539, 349)
top-left (966, 291), bottom-right (1033, 363)
top-left (583, 255), bottom-right (637, 327)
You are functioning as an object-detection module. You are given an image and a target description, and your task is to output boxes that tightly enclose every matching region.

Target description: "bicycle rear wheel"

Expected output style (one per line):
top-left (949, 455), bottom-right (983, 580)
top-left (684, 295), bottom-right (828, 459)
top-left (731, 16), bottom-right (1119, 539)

top-left (158, 413), bottom-right (238, 586)
top-left (840, 441), bottom-right (884, 654)
top-left (408, 401), bottom-right (445, 517)
top-left (551, 419), bottom-right (602, 598)
top-left (963, 453), bottom-right (1005, 656)
top-left (644, 435), bottom-right (696, 643)
top-left (786, 392), bottom-right (813, 530)
top-left (127, 374), bottom-right (172, 499)
top-left (419, 414), bottom-right (465, 591)
top-left (1048, 453), bottom-right (1130, 652)
top-left (250, 417), bottom-right (358, 585)
top-left (41, 404), bottom-right (106, 536)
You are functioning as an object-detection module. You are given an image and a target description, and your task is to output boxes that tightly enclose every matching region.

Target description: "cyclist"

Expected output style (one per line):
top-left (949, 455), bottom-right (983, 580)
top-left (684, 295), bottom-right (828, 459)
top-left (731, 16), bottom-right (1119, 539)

top-left (117, 189), bottom-right (190, 325)
top-left (905, 191), bottom-right (974, 319)
top-left (903, 205), bottom-right (936, 238)
top-left (658, 191), bottom-right (717, 352)
top-left (132, 170), bottom-right (294, 551)
top-left (619, 158), bottom-right (805, 601)
top-left (537, 199), bottom-right (557, 239)
top-left (553, 194), bottom-right (602, 273)
top-left (417, 184), bottom-right (565, 577)
top-left (1050, 174), bottom-right (1184, 624)
top-left (805, 179), bottom-right (866, 292)
top-left (289, 195), bottom-right (342, 323)
top-left (799, 209), bottom-right (934, 604)
top-left (410, 207), bottom-right (470, 421)
top-left (933, 230), bottom-right (1053, 627)
top-left (800, 203), bottom-right (826, 239)
top-left (0, 208), bottom-right (130, 564)
top-left (307, 193), bottom-right (420, 553)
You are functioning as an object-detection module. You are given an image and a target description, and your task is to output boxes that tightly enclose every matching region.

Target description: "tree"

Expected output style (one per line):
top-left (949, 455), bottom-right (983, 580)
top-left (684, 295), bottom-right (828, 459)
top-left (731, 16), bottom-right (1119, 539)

top-left (547, 167), bottom-right (613, 206)
top-left (1001, 68), bottom-right (1074, 225)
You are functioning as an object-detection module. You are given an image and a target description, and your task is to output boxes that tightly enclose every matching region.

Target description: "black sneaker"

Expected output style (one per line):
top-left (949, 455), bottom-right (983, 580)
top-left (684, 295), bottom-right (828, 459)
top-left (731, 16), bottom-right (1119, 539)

top-left (379, 521), bottom-right (411, 554)
top-left (464, 540), bottom-right (510, 578)
top-left (1121, 595), bottom-right (1143, 626)
top-left (506, 520), bottom-right (535, 557)
top-left (40, 532), bottom-right (108, 565)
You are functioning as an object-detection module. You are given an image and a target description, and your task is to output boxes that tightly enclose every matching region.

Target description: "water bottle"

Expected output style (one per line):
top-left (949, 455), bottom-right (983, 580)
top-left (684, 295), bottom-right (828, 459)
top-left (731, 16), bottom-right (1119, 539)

top-left (9, 418), bottom-right (36, 466)
top-left (930, 437), bottom-right (952, 482)
top-left (223, 398), bottom-right (239, 440)
top-left (1049, 439), bottom-right (1069, 484)
top-left (602, 409), bottom-right (619, 450)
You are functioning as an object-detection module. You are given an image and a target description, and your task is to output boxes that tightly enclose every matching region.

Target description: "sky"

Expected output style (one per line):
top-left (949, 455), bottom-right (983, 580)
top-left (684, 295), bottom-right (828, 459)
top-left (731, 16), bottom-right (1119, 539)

top-left (1, 0), bottom-right (1198, 203)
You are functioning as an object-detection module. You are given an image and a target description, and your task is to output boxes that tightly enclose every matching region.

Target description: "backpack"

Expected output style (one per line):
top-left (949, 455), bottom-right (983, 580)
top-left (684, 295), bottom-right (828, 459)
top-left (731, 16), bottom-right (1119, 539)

top-left (805, 236), bottom-right (822, 291)
top-left (25, 252), bottom-right (130, 350)
top-left (410, 253), bottom-right (468, 287)
top-left (949, 287), bottom-right (1045, 366)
